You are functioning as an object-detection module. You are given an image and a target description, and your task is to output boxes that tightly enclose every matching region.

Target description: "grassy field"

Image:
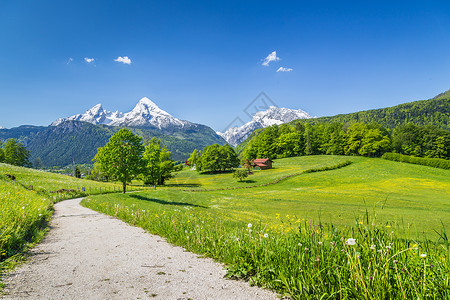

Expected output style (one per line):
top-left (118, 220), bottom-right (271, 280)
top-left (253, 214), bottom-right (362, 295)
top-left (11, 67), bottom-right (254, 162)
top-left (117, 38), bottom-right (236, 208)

top-left (82, 155), bottom-right (449, 299)
top-left (121, 156), bottom-right (450, 236)
top-left (0, 163), bottom-right (128, 201)
top-left (165, 155), bottom-right (351, 190)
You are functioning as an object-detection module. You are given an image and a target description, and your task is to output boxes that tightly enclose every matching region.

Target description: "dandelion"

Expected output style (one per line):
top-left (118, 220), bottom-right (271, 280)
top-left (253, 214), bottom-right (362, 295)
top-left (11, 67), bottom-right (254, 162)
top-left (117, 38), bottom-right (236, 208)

top-left (264, 233), bottom-right (269, 238)
top-left (386, 225), bottom-right (391, 228)
top-left (346, 238), bottom-right (356, 246)
top-left (247, 223), bottom-right (252, 228)
top-left (420, 253), bottom-right (427, 258)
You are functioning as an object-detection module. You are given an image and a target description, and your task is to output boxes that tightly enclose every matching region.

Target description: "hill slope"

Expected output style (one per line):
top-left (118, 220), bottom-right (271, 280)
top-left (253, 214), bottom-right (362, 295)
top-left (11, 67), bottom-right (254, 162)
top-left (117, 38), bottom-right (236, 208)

top-left (237, 91), bottom-right (450, 154)
top-left (295, 91), bottom-right (450, 130)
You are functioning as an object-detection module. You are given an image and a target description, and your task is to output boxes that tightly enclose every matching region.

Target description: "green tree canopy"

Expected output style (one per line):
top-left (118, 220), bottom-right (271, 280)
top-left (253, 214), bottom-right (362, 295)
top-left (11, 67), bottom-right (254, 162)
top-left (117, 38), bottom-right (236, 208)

top-left (187, 149), bottom-right (201, 167)
top-left (93, 129), bottom-right (145, 193)
top-left (3, 138), bottom-right (31, 167)
top-left (197, 144), bottom-right (239, 173)
top-left (142, 138), bottom-right (181, 186)
top-left (233, 169), bottom-right (249, 182)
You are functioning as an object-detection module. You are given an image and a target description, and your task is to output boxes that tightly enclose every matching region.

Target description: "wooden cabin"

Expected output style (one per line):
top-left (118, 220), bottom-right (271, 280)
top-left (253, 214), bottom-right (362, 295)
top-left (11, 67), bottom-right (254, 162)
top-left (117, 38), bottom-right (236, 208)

top-left (252, 158), bottom-right (273, 170)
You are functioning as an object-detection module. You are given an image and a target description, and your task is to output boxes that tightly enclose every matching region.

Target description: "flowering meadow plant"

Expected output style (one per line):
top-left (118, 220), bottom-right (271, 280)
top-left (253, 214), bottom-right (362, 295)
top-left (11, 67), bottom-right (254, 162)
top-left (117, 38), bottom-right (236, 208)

top-left (83, 194), bottom-right (450, 299)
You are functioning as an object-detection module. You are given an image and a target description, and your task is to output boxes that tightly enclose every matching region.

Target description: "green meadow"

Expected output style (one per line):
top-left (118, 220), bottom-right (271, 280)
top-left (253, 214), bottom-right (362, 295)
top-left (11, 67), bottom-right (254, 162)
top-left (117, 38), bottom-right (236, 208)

top-left (82, 155), bottom-right (449, 299)
top-left (127, 156), bottom-right (450, 236)
top-left (1, 156), bottom-right (449, 298)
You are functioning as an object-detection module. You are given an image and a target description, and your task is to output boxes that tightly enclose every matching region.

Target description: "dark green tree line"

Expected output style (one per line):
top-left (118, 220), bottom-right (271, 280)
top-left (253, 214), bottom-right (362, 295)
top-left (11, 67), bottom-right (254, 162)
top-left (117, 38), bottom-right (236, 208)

top-left (242, 122), bottom-right (449, 161)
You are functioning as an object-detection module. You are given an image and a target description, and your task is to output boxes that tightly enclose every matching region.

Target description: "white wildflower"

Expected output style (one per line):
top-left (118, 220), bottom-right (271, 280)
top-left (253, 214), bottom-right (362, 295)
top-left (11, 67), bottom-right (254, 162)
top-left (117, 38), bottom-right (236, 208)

top-left (346, 238), bottom-right (356, 246)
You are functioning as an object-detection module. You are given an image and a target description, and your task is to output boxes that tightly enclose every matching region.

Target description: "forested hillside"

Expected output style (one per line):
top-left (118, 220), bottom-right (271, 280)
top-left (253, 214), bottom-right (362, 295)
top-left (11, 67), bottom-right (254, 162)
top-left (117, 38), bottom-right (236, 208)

top-left (238, 91), bottom-right (450, 161)
top-left (0, 121), bottom-right (226, 167)
top-left (294, 90), bottom-right (450, 130)
top-left (241, 122), bottom-right (449, 161)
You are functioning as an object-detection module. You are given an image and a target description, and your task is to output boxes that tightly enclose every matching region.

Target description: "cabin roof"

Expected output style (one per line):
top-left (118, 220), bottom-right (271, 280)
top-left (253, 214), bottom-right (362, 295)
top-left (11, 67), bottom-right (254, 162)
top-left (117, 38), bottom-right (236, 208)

top-left (253, 158), bottom-right (272, 163)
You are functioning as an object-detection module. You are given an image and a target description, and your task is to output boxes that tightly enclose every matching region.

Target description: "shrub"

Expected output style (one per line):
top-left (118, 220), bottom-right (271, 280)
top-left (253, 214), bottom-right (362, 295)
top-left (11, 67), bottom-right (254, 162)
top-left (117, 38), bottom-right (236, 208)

top-left (233, 169), bottom-right (249, 182)
top-left (382, 153), bottom-right (450, 170)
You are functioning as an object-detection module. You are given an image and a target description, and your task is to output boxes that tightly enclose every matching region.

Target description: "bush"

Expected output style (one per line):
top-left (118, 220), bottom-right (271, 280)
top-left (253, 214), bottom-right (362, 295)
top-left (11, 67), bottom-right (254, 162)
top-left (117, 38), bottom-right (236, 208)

top-left (233, 169), bottom-right (249, 182)
top-left (382, 153), bottom-right (450, 170)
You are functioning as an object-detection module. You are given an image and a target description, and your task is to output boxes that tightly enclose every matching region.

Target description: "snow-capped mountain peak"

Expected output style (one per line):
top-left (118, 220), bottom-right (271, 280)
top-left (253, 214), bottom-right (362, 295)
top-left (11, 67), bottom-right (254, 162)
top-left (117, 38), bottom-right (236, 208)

top-left (51, 97), bottom-right (190, 129)
top-left (218, 106), bottom-right (313, 146)
top-left (51, 103), bottom-right (124, 126)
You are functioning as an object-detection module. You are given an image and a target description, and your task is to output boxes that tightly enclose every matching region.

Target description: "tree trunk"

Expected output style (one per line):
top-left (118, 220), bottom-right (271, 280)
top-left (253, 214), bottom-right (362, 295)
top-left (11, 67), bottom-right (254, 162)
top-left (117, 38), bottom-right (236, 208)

top-left (122, 181), bottom-right (126, 194)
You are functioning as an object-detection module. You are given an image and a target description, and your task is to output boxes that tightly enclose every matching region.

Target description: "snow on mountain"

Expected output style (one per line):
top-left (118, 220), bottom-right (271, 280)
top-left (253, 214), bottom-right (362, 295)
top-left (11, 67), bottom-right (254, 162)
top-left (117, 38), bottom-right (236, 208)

top-left (0, 126), bottom-right (4, 129)
top-left (51, 97), bottom-right (190, 129)
top-left (218, 106), bottom-right (313, 147)
top-left (109, 97), bottom-right (189, 128)
top-left (51, 104), bottom-right (123, 126)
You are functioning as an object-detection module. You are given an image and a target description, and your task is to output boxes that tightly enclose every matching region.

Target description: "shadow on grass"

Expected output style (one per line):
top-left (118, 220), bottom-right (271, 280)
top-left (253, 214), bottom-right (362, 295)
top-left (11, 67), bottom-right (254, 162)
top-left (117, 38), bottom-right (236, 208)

top-left (129, 194), bottom-right (207, 208)
top-left (237, 180), bottom-right (256, 183)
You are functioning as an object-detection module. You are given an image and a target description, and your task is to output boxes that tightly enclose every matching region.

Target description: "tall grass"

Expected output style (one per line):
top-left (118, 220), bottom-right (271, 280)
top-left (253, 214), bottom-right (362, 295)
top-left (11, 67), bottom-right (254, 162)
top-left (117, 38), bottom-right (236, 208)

top-left (0, 177), bottom-right (53, 266)
top-left (82, 196), bottom-right (449, 299)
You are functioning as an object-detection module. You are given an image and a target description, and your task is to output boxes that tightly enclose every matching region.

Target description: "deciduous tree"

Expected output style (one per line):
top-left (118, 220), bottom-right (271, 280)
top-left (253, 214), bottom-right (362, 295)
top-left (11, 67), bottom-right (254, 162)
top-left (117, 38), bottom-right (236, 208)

top-left (3, 139), bottom-right (31, 167)
top-left (142, 138), bottom-right (181, 186)
top-left (94, 129), bottom-right (144, 193)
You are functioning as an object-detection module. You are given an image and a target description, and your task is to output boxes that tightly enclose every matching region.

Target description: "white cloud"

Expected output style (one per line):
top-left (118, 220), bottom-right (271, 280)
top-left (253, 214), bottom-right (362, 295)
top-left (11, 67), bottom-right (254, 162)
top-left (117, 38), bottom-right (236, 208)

top-left (276, 67), bottom-right (293, 72)
top-left (262, 51), bottom-right (280, 66)
top-left (67, 57), bottom-right (74, 64)
top-left (114, 56), bottom-right (132, 64)
top-left (84, 57), bottom-right (94, 63)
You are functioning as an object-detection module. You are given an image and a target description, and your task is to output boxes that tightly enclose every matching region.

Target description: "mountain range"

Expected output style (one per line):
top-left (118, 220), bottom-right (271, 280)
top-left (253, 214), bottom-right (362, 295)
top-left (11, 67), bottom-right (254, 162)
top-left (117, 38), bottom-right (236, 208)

top-left (52, 97), bottom-right (190, 129)
top-left (1, 91), bottom-right (449, 167)
top-left (1, 98), bottom-right (227, 166)
top-left (217, 106), bottom-right (312, 146)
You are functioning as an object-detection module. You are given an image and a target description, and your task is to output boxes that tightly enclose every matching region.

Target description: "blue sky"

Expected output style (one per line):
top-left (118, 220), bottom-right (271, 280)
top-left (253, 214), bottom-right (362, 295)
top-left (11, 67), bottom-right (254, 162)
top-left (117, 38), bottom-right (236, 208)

top-left (1, 0), bottom-right (450, 131)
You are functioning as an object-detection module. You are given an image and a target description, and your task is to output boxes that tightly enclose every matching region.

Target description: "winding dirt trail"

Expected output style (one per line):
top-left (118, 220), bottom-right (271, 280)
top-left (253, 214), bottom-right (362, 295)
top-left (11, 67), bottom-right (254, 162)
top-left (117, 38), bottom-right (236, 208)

top-left (1, 198), bottom-right (278, 300)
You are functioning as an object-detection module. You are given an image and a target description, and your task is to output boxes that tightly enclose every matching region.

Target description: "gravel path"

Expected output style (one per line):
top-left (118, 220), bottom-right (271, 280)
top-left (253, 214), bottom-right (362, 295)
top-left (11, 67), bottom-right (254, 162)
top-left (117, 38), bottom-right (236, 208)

top-left (1, 198), bottom-right (278, 300)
